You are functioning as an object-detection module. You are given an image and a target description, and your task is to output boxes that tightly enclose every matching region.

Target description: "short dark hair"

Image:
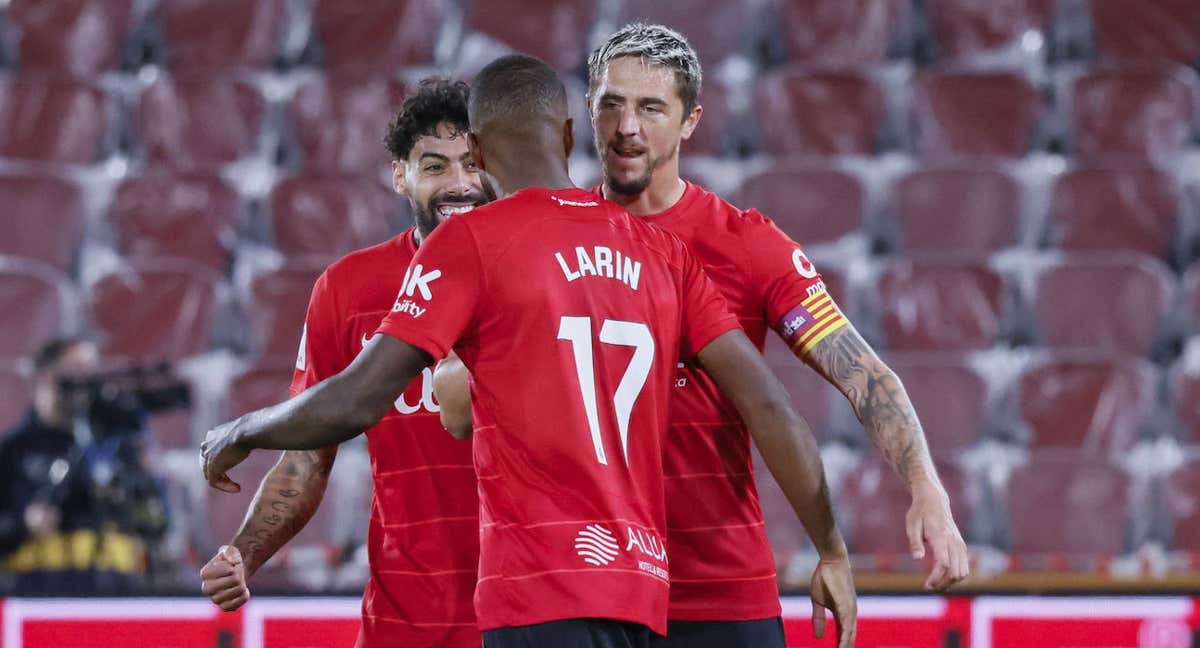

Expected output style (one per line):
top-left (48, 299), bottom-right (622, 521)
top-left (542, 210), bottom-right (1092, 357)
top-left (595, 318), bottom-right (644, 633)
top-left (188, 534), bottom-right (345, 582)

top-left (588, 23), bottom-right (703, 116)
top-left (469, 54), bottom-right (567, 132)
top-left (384, 77), bottom-right (471, 162)
top-left (32, 336), bottom-right (88, 374)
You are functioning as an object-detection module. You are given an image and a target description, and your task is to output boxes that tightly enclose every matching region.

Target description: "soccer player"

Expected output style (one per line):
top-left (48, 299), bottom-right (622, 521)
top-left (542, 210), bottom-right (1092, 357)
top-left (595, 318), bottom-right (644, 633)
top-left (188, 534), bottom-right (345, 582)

top-left (201, 54), bottom-right (855, 648)
top-left (197, 78), bottom-right (487, 647)
top-left (583, 23), bottom-right (970, 646)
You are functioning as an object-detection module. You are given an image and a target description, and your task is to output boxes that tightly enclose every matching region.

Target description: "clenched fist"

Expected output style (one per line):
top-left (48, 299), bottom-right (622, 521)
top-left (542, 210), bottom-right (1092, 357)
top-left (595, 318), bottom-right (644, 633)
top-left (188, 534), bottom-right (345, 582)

top-left (200, 545), bottom-right (249, 611)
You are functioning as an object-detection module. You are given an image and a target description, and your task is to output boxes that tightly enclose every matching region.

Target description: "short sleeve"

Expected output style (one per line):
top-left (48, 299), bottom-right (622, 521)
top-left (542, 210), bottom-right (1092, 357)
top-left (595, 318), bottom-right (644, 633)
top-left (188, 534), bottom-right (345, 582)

top-left (677, 241), bottom-right (741, 359)
top-left (741, 209), bottom-right (848, 355)
top-left (290, 270), bottom-right (345, 396)
top-left (374, 217), bottom-right (484, 361)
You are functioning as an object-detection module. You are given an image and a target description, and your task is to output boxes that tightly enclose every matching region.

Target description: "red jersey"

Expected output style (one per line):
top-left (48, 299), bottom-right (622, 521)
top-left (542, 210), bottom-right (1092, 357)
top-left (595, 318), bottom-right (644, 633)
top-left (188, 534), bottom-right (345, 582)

top-left (291, 229), bottom-right (480, 647)
top-left (598, 182), bottom-right (847, 621)
top-left (375, 187), bottom-right (739, 635)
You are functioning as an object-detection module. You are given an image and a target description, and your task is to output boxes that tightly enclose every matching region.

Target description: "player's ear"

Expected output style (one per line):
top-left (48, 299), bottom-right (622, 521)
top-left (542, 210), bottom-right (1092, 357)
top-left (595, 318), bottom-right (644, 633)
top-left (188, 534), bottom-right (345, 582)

top-left (680, 104), bottom-right (703, 141)
top-left (391, 160), bottom-right (409, 196)
top-left (467, 132), bottom-right (486, 171)
top-left (563, 118), bottom-right (575, 158)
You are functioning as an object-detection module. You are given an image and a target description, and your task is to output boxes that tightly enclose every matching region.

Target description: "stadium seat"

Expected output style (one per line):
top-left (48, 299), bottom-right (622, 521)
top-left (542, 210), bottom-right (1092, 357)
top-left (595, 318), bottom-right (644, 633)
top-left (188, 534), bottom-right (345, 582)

top-left (111, 172), bottom-right (245, 271)
top-left (776, 0), bottom-right (912, 67)
top-left (1169, 363), bottom-right (1200, 442)
top-left (763, 334), bottom-right (846, 443)
top-left (268, 174), bottom-right (404, 260)
top-left (1031, 253), bottom-right (1174, 356)
top-left (752, 69), bottom-right (884, 156)
top-left (1163, 460), bottom-right (1200, 553)
top-left (87, 261), bottom-right (220, 361)
top-left (838, 457), bottom-right (969, 555)
top-left (685, 84), bottom-right (736, 157)
top-left (7, 0), bottom-right (135, 75)
top-left (912, 71), bottom-right (1040, 157)
top-left (736, 165), bottom-right (866, 246)
top-left (0, 363), bottom-right (31, 434)
top-left (619, 0), bottom-right (763, 66)
top-left (890, 165), bottom-right (1021, 254)
top-left (135, 73), bottom-right (267, 169)
top-left (1004, 458), bottom-right (1131, 556)
top-left (0, 74), bottom-right (110, 164)
top-left (461, 0), bottom-right (596, 72)
top-left (1089, 0), bottom-right (1200, 66)
top-left (242, 261), bottom-right (325, 359)
top-left (876, 257), bottom-right (1006, 352)
top-left (925, 0), bottom-right (1054, 62)
top-left (0, 258), bottom-right (69, 360)
top-left (311, 0), bottom-right (447, 70)
top-left (1070, 65), bottom-right (1198, 160)
top-left (287, 74), bottom-right (407, 172)
top-left (157, 0), bottom-right (288, 70)
top-left (0, 173), bottom-right (84, 272)
top-left (887, 353), bottom-right (988, 458)
top-left (1046, 165), bottom-right (1180, 260)
top-left (1016, 353), bottom-right (1157, 455)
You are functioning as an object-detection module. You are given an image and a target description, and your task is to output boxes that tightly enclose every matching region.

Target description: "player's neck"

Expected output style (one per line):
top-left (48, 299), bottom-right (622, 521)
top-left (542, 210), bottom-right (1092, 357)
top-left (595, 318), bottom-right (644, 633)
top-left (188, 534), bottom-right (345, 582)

top-left (604, 174), bottom-right (686, 216)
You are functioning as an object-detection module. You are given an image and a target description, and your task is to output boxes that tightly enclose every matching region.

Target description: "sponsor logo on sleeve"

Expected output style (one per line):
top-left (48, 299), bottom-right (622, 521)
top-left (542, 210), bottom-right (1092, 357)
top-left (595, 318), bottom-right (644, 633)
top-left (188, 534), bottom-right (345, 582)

top-left (392, 263), bottom-right (442, 318)
top-left (792, 248), bottom-right (818, 279)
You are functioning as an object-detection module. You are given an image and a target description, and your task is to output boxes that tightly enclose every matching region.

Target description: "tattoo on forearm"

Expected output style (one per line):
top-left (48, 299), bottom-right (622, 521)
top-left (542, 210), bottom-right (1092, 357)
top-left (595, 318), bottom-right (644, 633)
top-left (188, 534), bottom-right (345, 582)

top-left (232, 448), bottom-right (335, 573)
top-left (806, 327), bottom-right (933, 484)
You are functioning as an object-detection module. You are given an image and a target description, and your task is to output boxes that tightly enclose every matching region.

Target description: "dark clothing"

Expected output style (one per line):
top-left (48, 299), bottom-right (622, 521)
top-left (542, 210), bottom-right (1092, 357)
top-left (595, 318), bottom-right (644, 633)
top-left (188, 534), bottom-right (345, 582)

top-left (483, 619), bottom-right (654, 648)
top-left (651, 618), bottom-right (786, 648)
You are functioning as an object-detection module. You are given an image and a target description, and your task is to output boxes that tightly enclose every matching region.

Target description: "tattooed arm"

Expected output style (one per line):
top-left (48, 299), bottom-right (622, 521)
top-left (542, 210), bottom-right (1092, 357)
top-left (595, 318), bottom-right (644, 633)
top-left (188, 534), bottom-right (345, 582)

top-left (200, 447), bottom-right (336, 610)
top-left (802, 323), bottom-right (969, 591)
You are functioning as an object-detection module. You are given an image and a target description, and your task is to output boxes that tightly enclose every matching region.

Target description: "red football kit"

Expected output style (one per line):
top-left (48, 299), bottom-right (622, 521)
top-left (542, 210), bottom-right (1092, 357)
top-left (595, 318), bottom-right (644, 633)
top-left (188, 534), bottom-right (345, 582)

top-left (375, 187), bottom-right (740, 635)
top-left (596, 182), bottom-right (847, 621)
top-left (291, 229), bottom-right (480, 647)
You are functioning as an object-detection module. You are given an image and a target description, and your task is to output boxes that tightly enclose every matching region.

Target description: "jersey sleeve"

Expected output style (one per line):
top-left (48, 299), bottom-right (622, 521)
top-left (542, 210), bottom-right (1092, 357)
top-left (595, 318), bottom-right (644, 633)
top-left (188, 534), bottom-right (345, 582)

top-left (290, 270), bottom-right (345, 396)
top-left (374, 217), bottom-right (483, 361)
top-left (741, 209), bottom-right (848, 356)
top-left (677, 240), bottom-right (741, 359)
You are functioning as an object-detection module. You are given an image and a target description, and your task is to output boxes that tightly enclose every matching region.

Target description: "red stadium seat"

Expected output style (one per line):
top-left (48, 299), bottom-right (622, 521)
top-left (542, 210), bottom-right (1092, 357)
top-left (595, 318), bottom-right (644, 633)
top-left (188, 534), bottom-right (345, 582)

top-left (111, 172), bottom-right (245, 271)
top-left (1070, 65), bottom-right (1198, 160)
top-left (243, 261), bottom-right (325, 359)
top-left (462, 0), bottom-right (596, 72)
top-left (913, 71), bottom-right (1040, 158)
top-left (0, 173), bottom-right (84, 272)
top-left (0, 74), bottom-right (110, 163)
top-left (925, 0), bottom-right (1054, 62)
top-left (311, 0), bottom-right (446, 70)
top-left (887, 353), bottom-right (988, 458)
top-left (136, 73), bottom-right (267, 169)
top-left (1031, 253), bottom-right (1174, 355)
top-left (269, 174), bottom-right (402, 260)
top-left (619, 0), bottom-right (762, 66)
top-left (777, 0), bottom-right (912, 67)
top-left (88, 261), bottom-right (220, 361)
top-left (685, 84), bottom-right (735, 156)
top-left (8, 0), bottom-right (135, 75)
top-left (0, 363), bottom-right (31, 434)
top-left (158, 0), bottom-right (287, 69)
top-left (752, 70), bottom-right (884, 156)
top-left (891, 165), bottom-right (1021, 253)
top-left (1163, 460), bottom-right (1200, 553)
top-left (1047, 165), bottom-right (1180, 259)
top-left (1169, 363), bottom-right (1200, 442)
top-left (876, 257), bottom-right (1006, 352)
top-left (763, 334), bottom-right (845, 443)
top-left (838, 458), bottom-right (969, 555)
top-left (288, 74), bottom-right (407, 172)
top-left (1004, 459), bottom-right (1130, 556)
top-left (1090, 0), bottom-right (1200, 66)
top-left (1183, 263), bottom-right (1200, 334)
top-left (736, 165), bottom-right (866, 246)
top-left (0, 258), bottom-right (69, 360)
top-left (1017, 353), bottom-right (1156, 455)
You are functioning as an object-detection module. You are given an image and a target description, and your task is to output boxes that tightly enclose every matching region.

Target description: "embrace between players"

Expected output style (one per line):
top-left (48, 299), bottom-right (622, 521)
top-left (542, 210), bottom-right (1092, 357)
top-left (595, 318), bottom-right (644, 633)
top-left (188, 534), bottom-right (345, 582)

top-left (198, 24), bottom-right (968, 648)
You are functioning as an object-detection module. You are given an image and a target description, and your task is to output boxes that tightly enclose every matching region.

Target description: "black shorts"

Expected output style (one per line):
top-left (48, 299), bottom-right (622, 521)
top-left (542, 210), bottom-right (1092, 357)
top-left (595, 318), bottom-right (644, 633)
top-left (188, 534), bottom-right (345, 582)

top-left (651, 617), bottom-right (786, 648)
top-left (483, 618), bottom-right (655, 648)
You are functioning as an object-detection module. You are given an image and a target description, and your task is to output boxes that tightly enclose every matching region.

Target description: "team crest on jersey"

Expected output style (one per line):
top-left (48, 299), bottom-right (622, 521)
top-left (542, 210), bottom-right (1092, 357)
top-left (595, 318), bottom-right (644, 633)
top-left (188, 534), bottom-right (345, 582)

top-left (574, 524), bottom-right (620, 566)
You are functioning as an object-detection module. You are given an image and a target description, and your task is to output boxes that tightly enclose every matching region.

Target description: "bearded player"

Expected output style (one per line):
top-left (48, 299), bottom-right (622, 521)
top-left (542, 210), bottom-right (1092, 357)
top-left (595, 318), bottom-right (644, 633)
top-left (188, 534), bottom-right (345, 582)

top-left (197, 78), bottom-right (487, 647)
top-left (201, 54), bottom-right (855, 648)
top-left (584, 23), bottom-right (970, 646)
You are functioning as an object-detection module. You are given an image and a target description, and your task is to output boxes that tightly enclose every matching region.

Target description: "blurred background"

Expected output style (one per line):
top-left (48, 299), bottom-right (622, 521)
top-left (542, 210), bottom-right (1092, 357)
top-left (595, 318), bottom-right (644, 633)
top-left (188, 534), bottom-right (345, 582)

top-left (0, 0), bottom-right (1198, 610)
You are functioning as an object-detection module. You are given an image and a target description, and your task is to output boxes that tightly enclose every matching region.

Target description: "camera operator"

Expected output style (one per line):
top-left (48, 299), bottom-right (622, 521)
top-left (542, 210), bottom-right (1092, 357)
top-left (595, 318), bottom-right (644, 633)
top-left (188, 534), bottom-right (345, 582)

top-left (0, 337), bottom-right (173, 595)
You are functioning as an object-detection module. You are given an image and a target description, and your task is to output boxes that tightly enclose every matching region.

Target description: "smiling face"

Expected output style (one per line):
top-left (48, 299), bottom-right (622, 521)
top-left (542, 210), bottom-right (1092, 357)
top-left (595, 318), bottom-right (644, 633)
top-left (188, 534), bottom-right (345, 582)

top-left (392, 121), bottom-right (487, 242)
top-left (589, 55), bottom-right (701, 197)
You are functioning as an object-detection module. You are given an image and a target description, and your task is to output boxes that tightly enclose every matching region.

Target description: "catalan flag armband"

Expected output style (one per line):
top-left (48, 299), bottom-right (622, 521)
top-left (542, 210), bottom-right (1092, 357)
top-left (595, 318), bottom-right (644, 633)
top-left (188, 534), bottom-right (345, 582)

top-left (777, 289), bottom-right (848, 355)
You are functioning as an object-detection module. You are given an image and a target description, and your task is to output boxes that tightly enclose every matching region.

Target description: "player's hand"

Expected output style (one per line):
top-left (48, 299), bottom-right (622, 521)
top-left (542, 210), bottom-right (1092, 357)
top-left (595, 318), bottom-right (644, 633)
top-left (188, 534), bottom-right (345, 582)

top-left (200, 545), bottom-right (249, 611)
top-left (907, 478), bottom-right (969, 591)
top-left (200, 420), bottom-right (249, 493)
top-left (811, 557), bottom-right (857, 648)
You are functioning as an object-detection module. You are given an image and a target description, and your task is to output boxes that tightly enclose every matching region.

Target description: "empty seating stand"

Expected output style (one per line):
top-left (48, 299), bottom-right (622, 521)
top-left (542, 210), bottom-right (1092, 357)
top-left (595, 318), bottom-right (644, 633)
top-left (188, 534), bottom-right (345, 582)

top-left (135, 73), bottom-right (267, 169)
top-left (7, 0), bottom-right (135, 75)
top-left (157, 0), bottom-right (288, 70)
top-left (268, 174), bottom-right (403, 260)
top-left (0, 258), bottom-right (69, 360)
top-left (890, 165), bottom-right (1021, 254)
top-left (1046, 164), bottom-right (1180, 260)
top-left (736, 165), bottom-right (866, 246)
top-left (876, 257), bottom-right (1007, 352)
top-left (913, 71), bottom-right (1041, 158)
top-left (0, 74), bottom-right (111, 163)
top-left (753, 69), bottom-right (885, 156)
top-left (1070, 65), bottom-right (1198, 160)
top-left (288, 74), bottom-right (407, 172)
top-left (311, 0), bottom-right (447, 70)
top-left (0, 173), bottom-right (84, 272)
